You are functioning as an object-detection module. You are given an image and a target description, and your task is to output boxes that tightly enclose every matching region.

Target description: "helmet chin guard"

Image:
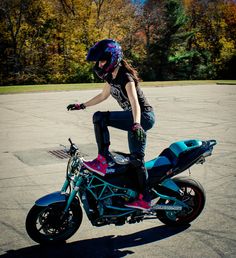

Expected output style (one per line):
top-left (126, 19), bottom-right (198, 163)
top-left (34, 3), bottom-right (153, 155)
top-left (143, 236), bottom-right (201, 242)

top-left (87, 39), bottom-right (123, 80)
top-left (93, 61), bottom-right (109, 80)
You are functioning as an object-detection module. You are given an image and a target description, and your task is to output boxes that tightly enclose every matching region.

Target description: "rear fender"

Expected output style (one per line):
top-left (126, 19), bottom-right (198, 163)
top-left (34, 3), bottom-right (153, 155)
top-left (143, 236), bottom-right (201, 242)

top-left (35, 191), bottom-right (68, 207)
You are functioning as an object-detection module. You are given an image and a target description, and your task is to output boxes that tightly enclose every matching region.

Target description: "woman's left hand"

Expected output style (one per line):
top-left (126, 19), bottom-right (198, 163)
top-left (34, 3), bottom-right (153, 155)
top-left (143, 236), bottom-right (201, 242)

top-left (132, 123), bottom-right (146, 142)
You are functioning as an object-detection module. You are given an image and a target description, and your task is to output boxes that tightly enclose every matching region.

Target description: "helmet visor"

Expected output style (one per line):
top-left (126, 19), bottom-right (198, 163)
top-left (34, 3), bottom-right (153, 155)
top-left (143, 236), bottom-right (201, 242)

top-left (86, 47), bottom-right (101, 61)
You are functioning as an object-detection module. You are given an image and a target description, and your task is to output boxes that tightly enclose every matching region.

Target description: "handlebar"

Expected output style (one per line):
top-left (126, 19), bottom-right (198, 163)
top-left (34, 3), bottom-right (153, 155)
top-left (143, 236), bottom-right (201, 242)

top-left (68, 138), bottom-right (73, 145)
top-left (68, 138), bottom-right (78, 156)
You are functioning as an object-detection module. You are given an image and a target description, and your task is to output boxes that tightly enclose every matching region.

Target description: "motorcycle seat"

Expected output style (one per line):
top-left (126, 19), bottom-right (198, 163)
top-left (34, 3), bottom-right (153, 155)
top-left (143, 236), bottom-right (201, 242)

top-left (158, 140), bottom-right (204, 173)
top-left (111, 151), bottom-right (173, 173)
top-left (145, 156), bottom-right (172, 172)
top-left (145, 155), bottom-right (173, 184)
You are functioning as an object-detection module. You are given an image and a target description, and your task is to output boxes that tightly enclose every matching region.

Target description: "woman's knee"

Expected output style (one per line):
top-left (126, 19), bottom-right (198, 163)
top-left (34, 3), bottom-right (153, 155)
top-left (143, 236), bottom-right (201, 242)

top-left (141, 112), bottom-right (156, 131)
top-left (93, 111), bottom-right (109, 125)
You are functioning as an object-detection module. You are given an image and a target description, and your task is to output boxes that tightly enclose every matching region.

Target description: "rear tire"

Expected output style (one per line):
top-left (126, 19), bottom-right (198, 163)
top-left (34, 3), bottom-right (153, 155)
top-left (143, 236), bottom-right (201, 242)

top-left (25, 201), bottom-right (82, 244)
top-left (157, 177), bottom-right (206, 226)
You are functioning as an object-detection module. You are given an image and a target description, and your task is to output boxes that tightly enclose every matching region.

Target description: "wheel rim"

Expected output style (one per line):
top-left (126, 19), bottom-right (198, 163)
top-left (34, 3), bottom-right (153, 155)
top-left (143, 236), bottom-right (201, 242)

top-left (35, 205), bottom-right (77, 240)
top-left (165, 185), bottom-right (203, 222)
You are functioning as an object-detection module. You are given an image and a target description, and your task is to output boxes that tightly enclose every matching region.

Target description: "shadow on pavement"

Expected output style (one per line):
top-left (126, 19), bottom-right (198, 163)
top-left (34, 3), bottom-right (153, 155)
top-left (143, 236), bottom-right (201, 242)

top-left (1, 224), bottom-right (190, 258)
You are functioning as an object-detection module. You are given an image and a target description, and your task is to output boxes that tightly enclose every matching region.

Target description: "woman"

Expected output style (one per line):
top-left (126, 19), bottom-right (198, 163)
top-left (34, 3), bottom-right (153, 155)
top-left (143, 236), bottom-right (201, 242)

top-left (67, 39), bottom-right (155, 210)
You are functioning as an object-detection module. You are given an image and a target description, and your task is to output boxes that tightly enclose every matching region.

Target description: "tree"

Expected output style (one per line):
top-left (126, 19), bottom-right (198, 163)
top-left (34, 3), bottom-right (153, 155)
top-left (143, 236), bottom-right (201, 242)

top-left (184, 0), bottom-right (236, 79)
top-left (0, 0), bottom-right (59, 84)
top-left (138, 0), bottom-right (188, 80)
top-left (0, 0), bottom-right (235, 85)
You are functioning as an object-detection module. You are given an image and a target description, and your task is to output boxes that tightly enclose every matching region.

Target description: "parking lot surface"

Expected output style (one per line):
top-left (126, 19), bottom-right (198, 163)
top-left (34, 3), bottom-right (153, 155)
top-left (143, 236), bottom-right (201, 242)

top-left (0, 84), bottom-right (235, 258)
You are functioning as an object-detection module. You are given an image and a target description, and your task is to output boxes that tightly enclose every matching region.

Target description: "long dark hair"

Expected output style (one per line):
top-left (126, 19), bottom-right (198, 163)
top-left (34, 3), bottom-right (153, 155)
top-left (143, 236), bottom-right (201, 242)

top-left (120, 60), bottom-right (141, 86)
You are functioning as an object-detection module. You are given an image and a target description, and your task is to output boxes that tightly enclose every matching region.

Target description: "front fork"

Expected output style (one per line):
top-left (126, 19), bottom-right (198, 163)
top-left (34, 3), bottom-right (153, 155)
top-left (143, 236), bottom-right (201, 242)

top-left (61, 176), bottom-right (84, 213)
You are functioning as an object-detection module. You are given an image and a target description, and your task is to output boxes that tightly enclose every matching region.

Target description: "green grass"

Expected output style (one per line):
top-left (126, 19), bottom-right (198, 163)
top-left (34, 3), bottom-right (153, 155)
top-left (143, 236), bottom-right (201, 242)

top-left (0, 80), bottom-right (235, 94)
top-left (0, 83), bottom-right (103, 94)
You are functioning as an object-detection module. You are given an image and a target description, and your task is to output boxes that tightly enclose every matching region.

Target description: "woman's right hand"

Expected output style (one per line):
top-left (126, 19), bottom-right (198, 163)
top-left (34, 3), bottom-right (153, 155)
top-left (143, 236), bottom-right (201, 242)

top-left (67, 103), bottom-right (86, 111)
top-left (132, 123), bottom-right (146, 142)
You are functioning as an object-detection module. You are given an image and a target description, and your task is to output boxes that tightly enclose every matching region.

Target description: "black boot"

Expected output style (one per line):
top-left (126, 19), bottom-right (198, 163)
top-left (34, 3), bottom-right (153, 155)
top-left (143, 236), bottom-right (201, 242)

top-left (124, 155), bottom-right (151, 210)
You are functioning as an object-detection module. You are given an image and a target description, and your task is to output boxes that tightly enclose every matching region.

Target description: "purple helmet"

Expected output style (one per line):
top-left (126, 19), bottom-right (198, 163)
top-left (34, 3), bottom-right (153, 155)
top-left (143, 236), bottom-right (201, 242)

top-left (87, 39), bottom-right (123, 80)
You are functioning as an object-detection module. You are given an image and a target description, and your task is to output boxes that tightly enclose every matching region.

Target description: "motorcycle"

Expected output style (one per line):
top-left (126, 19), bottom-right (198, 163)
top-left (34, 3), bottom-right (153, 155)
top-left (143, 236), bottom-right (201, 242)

top-left (26, 138), bottom-right (216, 244)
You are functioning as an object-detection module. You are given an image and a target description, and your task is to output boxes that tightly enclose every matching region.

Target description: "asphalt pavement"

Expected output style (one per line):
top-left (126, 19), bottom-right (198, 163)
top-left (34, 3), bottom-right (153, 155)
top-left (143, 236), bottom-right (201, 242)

top-left (0, 84), bottom-right (235, 258)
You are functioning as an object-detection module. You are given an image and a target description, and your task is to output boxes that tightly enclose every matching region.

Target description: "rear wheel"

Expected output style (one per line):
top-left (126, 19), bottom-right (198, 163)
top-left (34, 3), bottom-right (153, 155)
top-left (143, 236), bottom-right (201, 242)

top-left (157, 177), bottom-right (206, 226)
top-left (25, 201), bottom-right (82, 244)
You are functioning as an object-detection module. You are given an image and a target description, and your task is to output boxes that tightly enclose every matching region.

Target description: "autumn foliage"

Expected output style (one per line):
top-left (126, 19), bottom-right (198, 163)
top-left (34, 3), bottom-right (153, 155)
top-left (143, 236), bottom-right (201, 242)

top-left (0, 0), bottom-right (235, 85)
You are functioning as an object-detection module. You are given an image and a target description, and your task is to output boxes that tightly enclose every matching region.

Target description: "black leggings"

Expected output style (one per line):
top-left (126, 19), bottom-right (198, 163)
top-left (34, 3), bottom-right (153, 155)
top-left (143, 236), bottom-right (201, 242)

top-left (92, 110), bottom-right (155, 200)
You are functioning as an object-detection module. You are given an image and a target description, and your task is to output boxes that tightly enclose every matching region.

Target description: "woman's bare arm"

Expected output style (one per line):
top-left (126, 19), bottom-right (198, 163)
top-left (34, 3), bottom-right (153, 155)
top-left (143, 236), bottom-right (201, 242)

top-left (84, 83), bottom-right (110, 107)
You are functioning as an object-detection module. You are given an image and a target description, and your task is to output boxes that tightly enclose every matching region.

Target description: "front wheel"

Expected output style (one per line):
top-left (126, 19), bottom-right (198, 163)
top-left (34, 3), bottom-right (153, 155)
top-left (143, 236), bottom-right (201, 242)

top-left (25, 201), bottom-right (83, 244)
top-left (157, 177), bottom-right (206, 226)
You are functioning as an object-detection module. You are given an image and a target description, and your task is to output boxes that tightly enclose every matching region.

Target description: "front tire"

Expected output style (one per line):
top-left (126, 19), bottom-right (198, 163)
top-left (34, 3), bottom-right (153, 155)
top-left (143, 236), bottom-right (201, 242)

top-left (25, 201), bottom-right (82, 244)
top-left (157, 177), bottom-right (206, 226)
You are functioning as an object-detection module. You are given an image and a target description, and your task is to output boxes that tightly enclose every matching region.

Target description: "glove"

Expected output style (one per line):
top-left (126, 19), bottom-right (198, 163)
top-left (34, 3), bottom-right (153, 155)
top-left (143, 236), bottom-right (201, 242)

top-left (67, 103), bottom-right (86, 111)
top-left (132, 123), bottom-right (146, 142)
